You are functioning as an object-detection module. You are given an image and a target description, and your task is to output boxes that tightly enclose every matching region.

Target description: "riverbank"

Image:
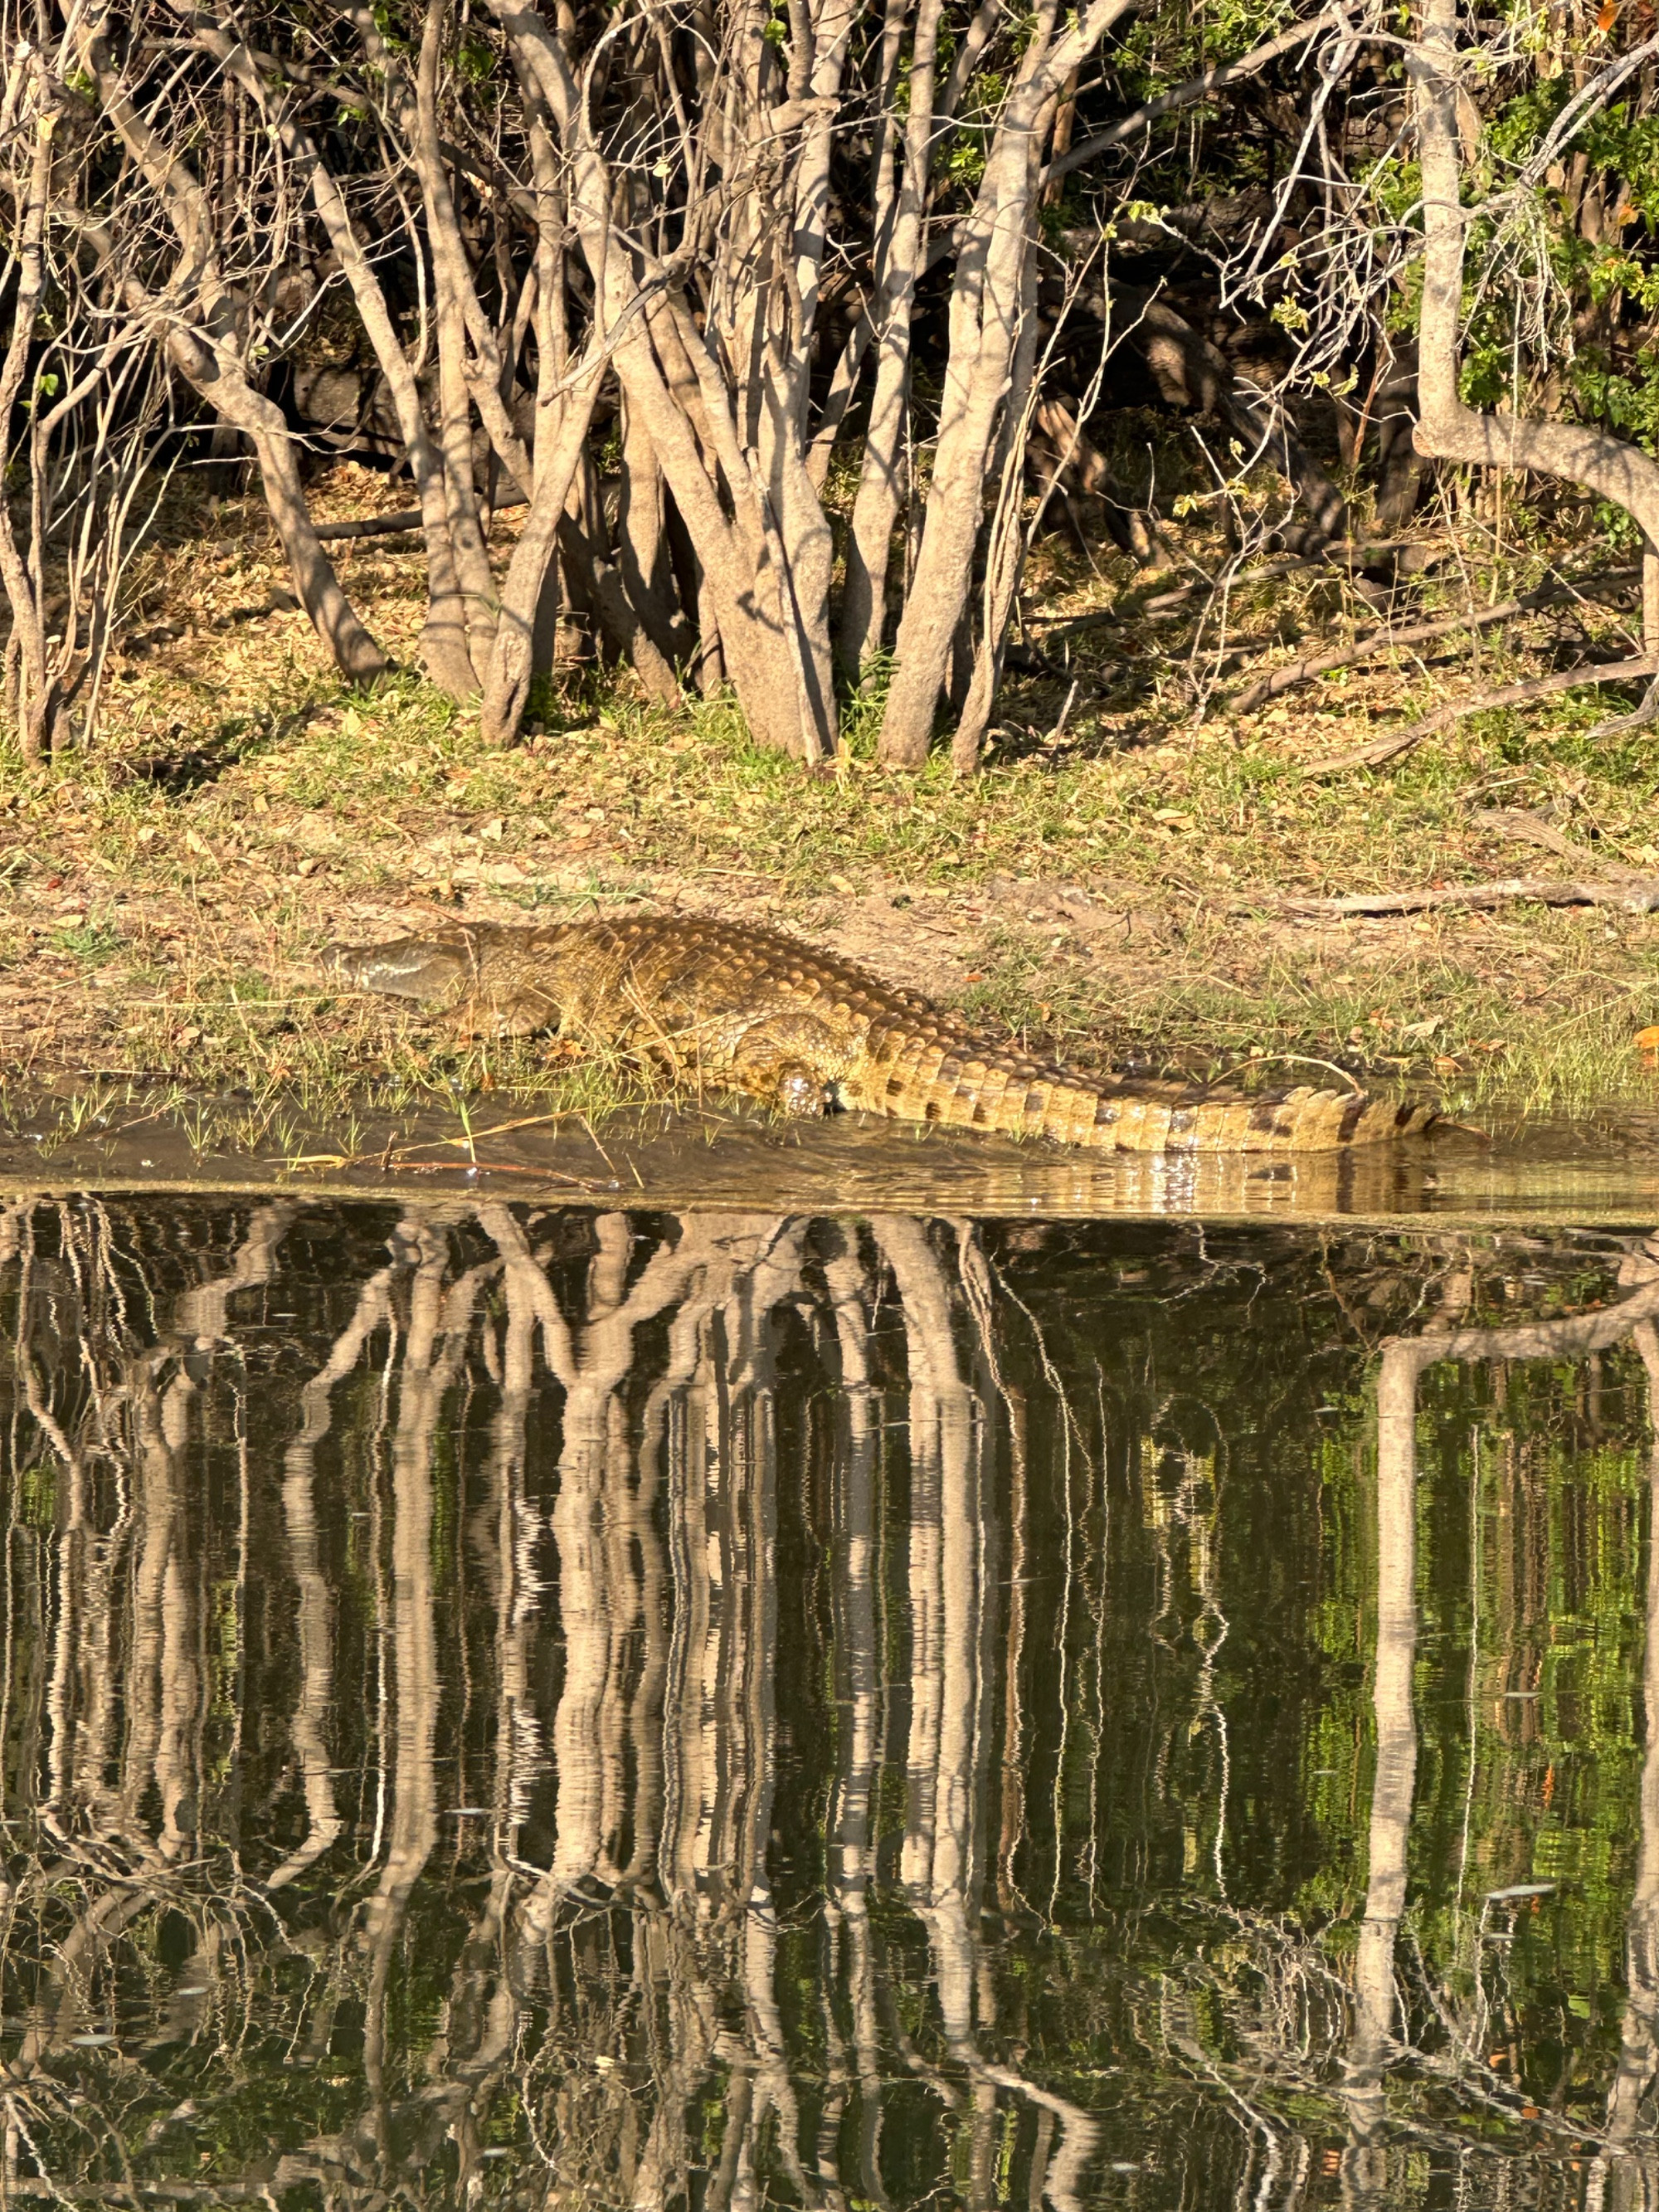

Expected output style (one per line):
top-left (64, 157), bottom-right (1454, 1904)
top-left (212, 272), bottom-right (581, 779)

top-left (5, 464), bottom-right (1657, 1147)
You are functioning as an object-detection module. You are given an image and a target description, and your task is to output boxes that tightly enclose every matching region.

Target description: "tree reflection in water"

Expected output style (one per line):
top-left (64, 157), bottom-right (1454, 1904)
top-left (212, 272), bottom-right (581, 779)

top-left (0, 1200), bottom-right (1657, 2207)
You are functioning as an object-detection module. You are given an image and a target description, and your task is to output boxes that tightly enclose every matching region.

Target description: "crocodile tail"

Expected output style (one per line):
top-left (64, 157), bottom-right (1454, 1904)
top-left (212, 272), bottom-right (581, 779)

top-left (1066, 1079), bottom-right (1438, 1153)
top-left (857, 1035), bottom-right (1434, 1152)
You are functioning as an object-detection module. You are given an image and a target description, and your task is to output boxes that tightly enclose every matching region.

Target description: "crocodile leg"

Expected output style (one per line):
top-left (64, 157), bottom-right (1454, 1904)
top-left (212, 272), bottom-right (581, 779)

top-left (459, 978), bottom-right (562, 1038)
top-left (725, 1012), bottom-right (845, 1115)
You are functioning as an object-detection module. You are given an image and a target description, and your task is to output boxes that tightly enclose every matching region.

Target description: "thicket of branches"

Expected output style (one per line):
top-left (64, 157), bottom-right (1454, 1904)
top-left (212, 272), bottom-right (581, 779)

top-left (3, 0), bottom-right (1659, 768)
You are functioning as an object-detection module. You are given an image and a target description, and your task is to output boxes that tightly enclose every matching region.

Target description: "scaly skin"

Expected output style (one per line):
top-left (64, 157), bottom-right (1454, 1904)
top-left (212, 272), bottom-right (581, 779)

top-left (323, 915), bottom-right (1437, 1152)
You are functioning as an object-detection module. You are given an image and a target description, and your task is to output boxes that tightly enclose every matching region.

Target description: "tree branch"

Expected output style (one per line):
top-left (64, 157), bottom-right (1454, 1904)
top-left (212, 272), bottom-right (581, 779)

top-left (1044, 10), bottom-right (1345, 184)
top-left (1278, 871), bottom-right (1659, 917)
top-left (1235, 567), bottom-right (1639, 714)
top-left (1300, 655), bottom-right (1659, 776)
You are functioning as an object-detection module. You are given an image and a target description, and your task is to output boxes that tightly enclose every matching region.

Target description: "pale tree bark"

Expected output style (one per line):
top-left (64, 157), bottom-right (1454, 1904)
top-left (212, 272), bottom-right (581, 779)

top-left (196, 9), bottom-right (480, 695)
top-left (484, 0), bottom-right (838, 758)
top-left (1409, 0), bottom-right (1659, 657)
top-left (951, 226), bottom-right (1042, 772)
top-left (616, 397), bottom-right (692, 670)
top-left (409, 0), bottom-right (505, 666)
top-left (79, 19), bottom-right (388, 689)
top-left (839, 0), bottom-right (944, 678)
top-left (1339, 1336), bottom-right (1419, 2174)
top-left (480, 352), bottom-right (606, 743)
top-left (878, 0), bottom-right (1138, 766)
top-left (0, 72), bottom-right (71, 760)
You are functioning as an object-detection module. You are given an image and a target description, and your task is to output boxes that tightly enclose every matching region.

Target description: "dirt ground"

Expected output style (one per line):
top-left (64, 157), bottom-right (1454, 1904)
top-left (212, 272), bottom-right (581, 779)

top-left (4, 464), bottom-right (1658, 1142)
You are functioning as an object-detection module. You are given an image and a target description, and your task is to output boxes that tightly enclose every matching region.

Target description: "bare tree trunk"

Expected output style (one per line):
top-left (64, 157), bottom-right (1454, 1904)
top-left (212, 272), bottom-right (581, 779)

top-left (480, 354), bottom-right (606, 743)
top-left (202, 12), bottom-right (479, 695)
top-left (484, 0), bottom-right (836, 758)
top-left (84, 20), bottom-right (388, 689)
top-left (1340, 1338), bottom-right (1420, 2160)
top-left (951, 223), bottom-right (1042, 772)
top-left (877, 0), bottom-right (1136, 766)
top-left (413, 0), bottom-right (500, 668)
top-left (617, 399), bottom-right (691, 670)
top-left (0, 82), bottom-right (71, 760)
top-left (168, 325), bottom-right (391, 685)
top-left (839, 0), bottom-right (943, 678)
top-left (1409, 0), bottom-right (1659, 650)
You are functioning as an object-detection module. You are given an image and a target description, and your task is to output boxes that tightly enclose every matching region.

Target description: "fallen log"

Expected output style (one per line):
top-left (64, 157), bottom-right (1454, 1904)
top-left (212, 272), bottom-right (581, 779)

top-left (312, 489), bottom-right (528, 541)
top-left (312, 509), bottom-right (422, 540)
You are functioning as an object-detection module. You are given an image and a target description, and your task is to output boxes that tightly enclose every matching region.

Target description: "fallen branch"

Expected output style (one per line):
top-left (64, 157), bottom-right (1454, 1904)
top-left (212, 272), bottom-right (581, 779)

top-left (312, 489), bottom-right (528, 541)
top-left (1475, 806), bottom-right (1650, 878)
top-left (1279, 872), bottom-right (1659, 918)
top-left (1299, 654), bottom-right (1659, 777)
top-left (1026, 538), bottom-right (1449, 636)
top-left (1588, 671), bottom-right (1659, 738)
top-left (1234, 566), bottom-right (1638, 714)
top-left (312, 509), bottom-right (422, 540)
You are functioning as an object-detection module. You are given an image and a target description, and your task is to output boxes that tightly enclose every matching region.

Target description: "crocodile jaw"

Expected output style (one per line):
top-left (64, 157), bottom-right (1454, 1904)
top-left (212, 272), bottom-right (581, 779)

top-left (321, 937), bottom-right (474, 1003)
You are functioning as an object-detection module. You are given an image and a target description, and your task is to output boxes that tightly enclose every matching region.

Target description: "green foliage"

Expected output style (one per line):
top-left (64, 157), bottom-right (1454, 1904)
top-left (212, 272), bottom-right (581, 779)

top-left (1572, 353), bottom-right (1659, 451)
top-left (47, 918), bottom-right (121, 964)
top-left (455, 31), bottom-right (498, 83)
top-left (1581, 102), bottom-right (1659, 225)
top-left (1408, 74), bottom-right (1659, 441)
top-left (1484, 73), bottom-right (1572, 166)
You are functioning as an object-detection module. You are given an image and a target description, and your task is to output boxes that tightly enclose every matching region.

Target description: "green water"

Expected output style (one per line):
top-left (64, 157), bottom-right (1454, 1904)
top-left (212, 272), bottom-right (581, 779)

top-left (3, 1199), bottom-right (1659, 2207)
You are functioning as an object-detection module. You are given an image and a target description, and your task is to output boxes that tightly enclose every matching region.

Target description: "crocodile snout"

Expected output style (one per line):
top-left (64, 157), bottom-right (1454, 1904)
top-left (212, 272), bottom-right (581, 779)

top-left (321, 935), bottom-right (473, 1002)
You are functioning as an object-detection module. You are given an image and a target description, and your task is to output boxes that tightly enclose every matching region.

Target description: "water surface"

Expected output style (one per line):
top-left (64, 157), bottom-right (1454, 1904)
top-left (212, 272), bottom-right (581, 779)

top-left (4, 1197), bottom-right (1659, 2206)
top-left (7, 1087), bottom-right (1659, 1220)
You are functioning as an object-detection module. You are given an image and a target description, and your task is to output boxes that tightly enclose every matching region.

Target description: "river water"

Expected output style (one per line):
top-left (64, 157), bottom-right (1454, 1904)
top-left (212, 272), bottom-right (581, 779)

top-left (3, 1195), bottom-right (1659, 2207)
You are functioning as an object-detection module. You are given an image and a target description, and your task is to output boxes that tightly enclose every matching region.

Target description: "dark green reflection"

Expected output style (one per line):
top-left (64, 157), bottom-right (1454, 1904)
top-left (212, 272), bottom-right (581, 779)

top-left (1, 1201), bottom-right (1657, 2209)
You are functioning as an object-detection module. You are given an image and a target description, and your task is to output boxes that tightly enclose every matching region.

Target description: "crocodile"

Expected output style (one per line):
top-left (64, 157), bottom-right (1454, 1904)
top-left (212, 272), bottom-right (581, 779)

top-left (324, 914), bottom-right (1438, 1152)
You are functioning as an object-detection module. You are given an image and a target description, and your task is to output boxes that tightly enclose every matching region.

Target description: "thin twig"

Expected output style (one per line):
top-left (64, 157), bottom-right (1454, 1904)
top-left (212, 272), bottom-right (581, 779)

top-left (1044, 9), bottom-right (1346, 182)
